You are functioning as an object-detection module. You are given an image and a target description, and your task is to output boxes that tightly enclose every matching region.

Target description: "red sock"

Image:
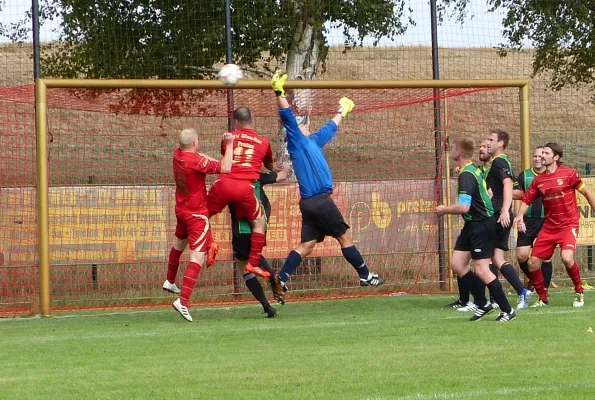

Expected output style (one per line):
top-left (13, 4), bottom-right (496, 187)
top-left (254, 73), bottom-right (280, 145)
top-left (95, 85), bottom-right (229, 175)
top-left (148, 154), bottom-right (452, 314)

top-left (529, 269), bottom-right (549, 302)
top-left (166, 247), bottom-right (183, 283)
top-left (567, 261), bottom-right (583, 293)
top-left (248, 232), bottom-right (266, 267)
top-left (179, 262), bottom-right (202, 306)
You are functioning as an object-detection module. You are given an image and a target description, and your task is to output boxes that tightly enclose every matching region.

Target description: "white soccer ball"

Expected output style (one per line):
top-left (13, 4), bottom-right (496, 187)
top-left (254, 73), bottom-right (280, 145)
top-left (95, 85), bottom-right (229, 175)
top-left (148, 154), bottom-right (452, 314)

top-left (218, 64), bottom-right (243, 86)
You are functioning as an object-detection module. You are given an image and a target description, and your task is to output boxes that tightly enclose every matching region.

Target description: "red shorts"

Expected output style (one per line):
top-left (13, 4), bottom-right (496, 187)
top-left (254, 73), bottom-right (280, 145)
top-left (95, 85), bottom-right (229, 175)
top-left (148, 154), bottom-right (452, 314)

top-left (531, 227), bottom-right (578, 260)
top-left (207, 179), bottom-right (263, 220)
top-left (175, 211), bottom-right (213, 252)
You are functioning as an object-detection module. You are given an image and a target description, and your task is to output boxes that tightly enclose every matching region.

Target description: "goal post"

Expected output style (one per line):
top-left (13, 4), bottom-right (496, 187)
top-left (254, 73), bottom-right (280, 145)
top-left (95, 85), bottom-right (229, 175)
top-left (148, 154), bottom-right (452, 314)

top-left (32, 78), bottom-right (531, 316)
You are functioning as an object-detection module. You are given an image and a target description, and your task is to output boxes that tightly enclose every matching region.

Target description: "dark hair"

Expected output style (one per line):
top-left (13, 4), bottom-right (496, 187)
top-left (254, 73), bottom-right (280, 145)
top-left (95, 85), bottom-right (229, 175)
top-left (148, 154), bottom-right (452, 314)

top-left (490, 129), bottom-right (509, 149)
top-left (233, 107), bottom-right (252, 123)
top-left (544, 142), bottom-right (563, 160)
top-left (455, 137), bottom-right (475, 159)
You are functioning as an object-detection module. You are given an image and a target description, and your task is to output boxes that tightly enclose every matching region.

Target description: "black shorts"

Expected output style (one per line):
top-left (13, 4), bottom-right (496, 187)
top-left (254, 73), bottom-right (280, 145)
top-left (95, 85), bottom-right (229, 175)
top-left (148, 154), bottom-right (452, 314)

top-left (493, 211), bottom-right (513, 251)
top-left (517, 217), bottom-right (545, 248)
top-left (299, 193), bottom-right (350, 243)
top-left (454, 217), bottom-right (497, 260)
top-left (232, 233), bottom-right (251, 261)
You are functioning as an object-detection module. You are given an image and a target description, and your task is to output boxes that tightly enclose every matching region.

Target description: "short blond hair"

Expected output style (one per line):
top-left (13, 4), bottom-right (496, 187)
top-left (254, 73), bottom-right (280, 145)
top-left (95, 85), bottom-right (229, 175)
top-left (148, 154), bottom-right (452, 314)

top-left (179, 128), bottom-right (198, 149)
top-left (455, 138), bottom-right (475, 159)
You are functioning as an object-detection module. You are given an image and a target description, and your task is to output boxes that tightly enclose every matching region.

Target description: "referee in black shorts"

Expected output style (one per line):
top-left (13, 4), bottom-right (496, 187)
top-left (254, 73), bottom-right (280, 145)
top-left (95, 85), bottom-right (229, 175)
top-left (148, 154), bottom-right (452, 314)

top-left (436, 137), bottom-right (516, 322)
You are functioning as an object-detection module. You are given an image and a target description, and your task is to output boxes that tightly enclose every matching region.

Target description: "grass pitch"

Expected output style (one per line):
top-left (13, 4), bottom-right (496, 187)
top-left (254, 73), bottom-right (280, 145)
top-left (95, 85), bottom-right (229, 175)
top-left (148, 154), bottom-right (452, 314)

top-left (1, 292), bottom-right (595, 400)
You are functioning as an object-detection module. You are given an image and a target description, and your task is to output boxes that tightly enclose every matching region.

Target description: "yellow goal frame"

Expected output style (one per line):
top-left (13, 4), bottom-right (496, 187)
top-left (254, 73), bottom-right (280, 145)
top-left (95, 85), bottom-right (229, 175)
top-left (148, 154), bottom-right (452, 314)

top-left (35, 78), bottom-right (530, 315)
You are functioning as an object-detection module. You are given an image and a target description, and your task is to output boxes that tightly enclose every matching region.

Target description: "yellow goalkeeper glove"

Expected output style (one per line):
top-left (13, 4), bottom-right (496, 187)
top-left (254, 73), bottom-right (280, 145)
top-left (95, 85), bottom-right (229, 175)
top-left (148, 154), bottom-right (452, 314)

top-left (271, 71), bottom-right (287, 97)
top-left (338, 97), bottom-right (355, 117)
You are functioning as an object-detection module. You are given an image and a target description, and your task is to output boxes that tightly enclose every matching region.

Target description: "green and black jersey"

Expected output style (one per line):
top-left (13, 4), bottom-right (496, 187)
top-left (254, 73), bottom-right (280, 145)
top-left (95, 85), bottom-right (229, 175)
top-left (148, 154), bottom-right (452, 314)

top-left (484, 153), bottom-right (519, 213)
top-left (458, 162), bottom-right (494, 222)
top-left (516, 168), bottom-right (545, 219)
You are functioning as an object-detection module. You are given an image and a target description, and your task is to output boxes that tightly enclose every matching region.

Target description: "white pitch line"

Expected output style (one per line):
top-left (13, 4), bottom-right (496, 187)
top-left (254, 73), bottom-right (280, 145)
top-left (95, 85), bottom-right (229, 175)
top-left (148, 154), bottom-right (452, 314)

top-left (366, 383), bottom-right (595, 400)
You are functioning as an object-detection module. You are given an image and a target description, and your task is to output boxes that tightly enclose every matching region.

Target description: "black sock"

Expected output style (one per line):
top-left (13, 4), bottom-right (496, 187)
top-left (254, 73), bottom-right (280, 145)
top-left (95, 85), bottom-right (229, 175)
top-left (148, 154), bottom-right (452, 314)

top-left (244, 274), bottom-right (270, 308)
top-left (519, 261), bottom-right (531, 279)
top-left (488, 263), bottom-right (498, 303)
top-left (279, 250), bottom-right (302, 282)
top-left (460, 271), bottom-right (487, 307)
top-left (260, 255), bottom-right (274, 277)
top-left (341, 245), bottom-right (370, 279)
top-left (487, 277), bottom-right (512, 313)
top-left (542, 261), bottom-right (553, 289)
top-left (500, 262), bottom-right (525, 296)
top-left (457, 275), bottom-right (470, 304)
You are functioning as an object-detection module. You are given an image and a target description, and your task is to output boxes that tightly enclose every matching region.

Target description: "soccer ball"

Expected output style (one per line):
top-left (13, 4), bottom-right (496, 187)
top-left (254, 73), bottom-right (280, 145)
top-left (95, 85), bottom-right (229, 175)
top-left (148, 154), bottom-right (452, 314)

top-left (218, 64), bottom-right (243, 86)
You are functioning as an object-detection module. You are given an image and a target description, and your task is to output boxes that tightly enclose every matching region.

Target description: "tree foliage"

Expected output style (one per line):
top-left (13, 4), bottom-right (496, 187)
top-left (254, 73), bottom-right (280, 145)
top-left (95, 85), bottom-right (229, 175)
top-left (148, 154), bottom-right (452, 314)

top-left (2, 0), bottom-right (412, 80)
top-left (489, 1), bottom-right (595, 93)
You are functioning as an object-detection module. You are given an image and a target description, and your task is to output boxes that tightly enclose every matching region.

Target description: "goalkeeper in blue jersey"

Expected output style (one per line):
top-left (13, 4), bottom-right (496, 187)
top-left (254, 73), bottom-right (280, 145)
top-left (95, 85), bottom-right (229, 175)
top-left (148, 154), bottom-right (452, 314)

top-left (270, 71), bottom-right (384, 299)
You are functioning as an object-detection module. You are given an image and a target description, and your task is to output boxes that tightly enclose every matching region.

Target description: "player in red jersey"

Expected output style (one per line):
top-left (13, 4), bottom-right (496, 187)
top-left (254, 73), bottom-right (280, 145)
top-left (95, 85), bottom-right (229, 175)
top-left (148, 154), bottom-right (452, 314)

top-left (207, 107), bottom-right (275, 278)
top-left (514, 142), bottom-right (595, 308)
top-left (165, 128), bottom-right (234, 322)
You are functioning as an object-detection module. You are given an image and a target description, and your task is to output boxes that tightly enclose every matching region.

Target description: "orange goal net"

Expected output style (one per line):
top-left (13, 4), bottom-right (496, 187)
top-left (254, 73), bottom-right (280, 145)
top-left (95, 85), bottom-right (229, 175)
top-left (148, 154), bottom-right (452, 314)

top-left (0, 82), bottom-right (526, 316)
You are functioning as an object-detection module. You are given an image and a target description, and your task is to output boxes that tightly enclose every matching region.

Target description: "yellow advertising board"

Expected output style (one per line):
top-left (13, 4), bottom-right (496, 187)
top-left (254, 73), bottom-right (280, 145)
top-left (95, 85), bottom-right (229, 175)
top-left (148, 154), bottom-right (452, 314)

top-left (3, 177), bottom-right (592, 268)
top-left (1, 181), bottom-right (442, 267)
top-left (577, 176), bottom-right (595, 245)
top-left (0, 186), bottom-right (167, 265)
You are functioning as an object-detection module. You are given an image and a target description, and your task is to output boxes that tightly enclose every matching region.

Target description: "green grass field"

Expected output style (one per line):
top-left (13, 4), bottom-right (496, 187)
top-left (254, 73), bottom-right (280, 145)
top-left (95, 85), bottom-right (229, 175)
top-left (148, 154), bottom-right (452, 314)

top-left (2, 292), bottom-right (595, 400)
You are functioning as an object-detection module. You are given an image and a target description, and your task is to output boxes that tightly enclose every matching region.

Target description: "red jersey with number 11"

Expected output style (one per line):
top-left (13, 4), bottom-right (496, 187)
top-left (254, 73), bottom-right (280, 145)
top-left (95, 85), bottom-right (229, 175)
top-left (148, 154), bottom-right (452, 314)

top-left (220, 128), bottom-right (272, 180)
top-left (173, 148), bottom-right (221, 214)
top-left (522, 165), bottom-right (585, 232)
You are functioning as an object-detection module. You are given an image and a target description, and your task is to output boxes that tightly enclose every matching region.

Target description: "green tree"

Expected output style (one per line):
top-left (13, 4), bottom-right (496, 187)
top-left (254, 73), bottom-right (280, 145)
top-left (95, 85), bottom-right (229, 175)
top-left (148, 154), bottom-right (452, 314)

top-left (3, 0), bottom-right (411, 81)
top-left (490, 1), bottom-right (595, 94)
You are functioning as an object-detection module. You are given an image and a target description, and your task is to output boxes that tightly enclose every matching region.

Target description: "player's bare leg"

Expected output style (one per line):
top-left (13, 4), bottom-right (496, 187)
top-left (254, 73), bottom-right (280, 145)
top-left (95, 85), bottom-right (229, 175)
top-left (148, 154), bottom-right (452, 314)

top-left (516, 245), bottom-right (532, 281)
top-left (336, 231), bottom-right (384, 286)
top-left (245, 213), bottom-right (270, 278)
top-left (163, 237), bottom-right (187, 294)
top-left (173, 250), bottom-right (206, 322)
top-left (561, 249), bottom-right (585, 307)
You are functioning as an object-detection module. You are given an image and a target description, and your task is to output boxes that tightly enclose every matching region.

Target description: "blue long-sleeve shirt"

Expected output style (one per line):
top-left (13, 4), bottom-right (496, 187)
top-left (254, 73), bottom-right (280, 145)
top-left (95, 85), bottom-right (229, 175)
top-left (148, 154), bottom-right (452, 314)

top-left (278, 107), bottom-right (337, 199)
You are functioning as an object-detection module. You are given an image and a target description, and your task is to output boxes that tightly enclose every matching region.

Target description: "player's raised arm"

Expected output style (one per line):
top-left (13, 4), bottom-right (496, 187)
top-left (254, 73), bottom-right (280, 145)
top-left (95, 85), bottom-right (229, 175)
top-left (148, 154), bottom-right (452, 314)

top-left (263, 143), bottom-right (274, 172)
top-left (310, 97), bottom-right (355, 148)
top-left (272, 71), bottom-right (307, 148)
top-left (219, 132), bottom-right (234, 173)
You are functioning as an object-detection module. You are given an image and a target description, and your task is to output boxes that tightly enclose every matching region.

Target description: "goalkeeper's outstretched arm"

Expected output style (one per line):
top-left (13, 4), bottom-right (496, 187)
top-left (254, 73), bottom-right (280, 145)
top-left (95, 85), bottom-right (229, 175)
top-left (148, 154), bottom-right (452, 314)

top-left (272, 71), bottom-right (307, 148)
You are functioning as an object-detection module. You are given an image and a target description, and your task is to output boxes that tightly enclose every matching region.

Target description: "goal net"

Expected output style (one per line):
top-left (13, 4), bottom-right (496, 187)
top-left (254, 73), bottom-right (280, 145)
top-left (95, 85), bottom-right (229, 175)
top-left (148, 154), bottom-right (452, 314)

top-left (0, 82), bottom-right (524, 315)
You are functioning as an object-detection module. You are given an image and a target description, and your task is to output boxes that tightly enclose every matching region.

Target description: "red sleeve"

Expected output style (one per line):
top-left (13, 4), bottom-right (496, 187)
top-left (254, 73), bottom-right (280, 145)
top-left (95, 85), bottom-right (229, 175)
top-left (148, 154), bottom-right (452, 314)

top-left (570, 170), bottom-right (585, 190)
top-left (194, 155), bottom-right (221, 175)
top-left (522, 178), bottom-right (540, 205)
top-left (264, 142), bottom-right (273, 165)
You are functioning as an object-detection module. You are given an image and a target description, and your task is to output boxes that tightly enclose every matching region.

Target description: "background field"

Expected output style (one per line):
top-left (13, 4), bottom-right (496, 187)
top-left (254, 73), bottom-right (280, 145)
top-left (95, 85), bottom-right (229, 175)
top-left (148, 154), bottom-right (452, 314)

top-left (1, 293), bottom-right (595, 400)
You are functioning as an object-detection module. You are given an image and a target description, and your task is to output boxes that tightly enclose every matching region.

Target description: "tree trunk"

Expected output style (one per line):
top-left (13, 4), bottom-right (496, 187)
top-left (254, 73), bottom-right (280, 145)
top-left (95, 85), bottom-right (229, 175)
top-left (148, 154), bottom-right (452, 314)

top-left (285, 20), bottom-right (322, 114)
